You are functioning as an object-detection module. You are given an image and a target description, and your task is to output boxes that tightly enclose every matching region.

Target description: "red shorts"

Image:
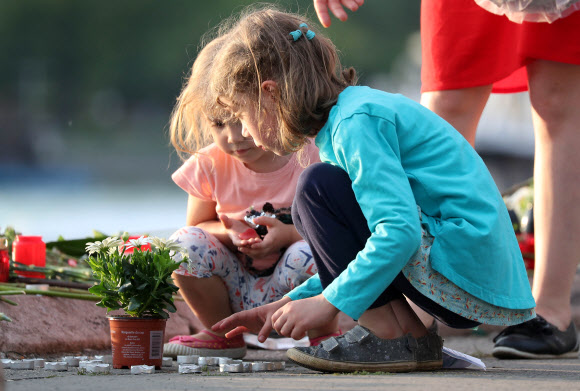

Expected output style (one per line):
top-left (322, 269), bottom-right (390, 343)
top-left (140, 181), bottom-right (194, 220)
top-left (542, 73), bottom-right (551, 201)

top-left (421, 0), bottom-right (580, 93)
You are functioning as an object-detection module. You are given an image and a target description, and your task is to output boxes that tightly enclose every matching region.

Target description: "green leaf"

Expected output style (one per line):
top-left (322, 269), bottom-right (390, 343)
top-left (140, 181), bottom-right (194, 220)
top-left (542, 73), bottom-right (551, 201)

top-left (118, 282), bottom-right (133, 293)
top-left (156, 310), bottom-right (169, 319)
top-left (165, 301), bottom-right (177, 313)
top-left (127, 297), bottom-right (142, 312)
top-left (88, 285), bottom-right (106, 296)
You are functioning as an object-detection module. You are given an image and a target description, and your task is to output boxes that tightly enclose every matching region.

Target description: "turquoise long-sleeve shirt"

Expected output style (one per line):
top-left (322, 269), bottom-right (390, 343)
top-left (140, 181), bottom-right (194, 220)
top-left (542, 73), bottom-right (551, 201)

top-left (287, 86), bottom-right (535, 320)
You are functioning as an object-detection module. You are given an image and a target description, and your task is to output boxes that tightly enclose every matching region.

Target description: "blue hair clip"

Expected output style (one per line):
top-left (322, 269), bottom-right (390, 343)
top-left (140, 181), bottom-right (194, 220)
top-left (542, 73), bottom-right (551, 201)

top-left (289, 30), bottom-right (302, 41)
top-left (289, 23), bottom-right (315, 42)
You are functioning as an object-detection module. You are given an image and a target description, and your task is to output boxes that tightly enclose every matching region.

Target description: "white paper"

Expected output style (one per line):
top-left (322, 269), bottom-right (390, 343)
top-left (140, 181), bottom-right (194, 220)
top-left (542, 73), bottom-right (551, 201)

top-left (243, 333), bottom-right (310, 350)
top-left (442, 346), bottom-right (486, 370)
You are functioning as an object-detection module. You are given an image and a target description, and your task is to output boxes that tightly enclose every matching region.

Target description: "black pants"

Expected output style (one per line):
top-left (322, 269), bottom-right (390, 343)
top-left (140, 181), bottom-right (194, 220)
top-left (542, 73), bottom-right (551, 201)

top-left (292, 163), bottom-right (479, 329)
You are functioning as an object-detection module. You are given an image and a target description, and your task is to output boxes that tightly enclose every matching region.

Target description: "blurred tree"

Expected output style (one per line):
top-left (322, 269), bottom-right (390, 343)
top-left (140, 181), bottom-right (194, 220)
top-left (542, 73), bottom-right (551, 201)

top-left (0, 0), bottom-right (419, 169)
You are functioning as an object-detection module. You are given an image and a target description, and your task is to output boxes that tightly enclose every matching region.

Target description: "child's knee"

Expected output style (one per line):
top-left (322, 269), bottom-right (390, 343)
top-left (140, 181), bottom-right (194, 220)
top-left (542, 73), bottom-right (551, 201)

top-left (170, 226), bottom-right (229, 275)
top-left (276, 241), bottom-right (318, 285)
top-left (170, 226), bottom-right (213, 257)
top-left (173, 261), bottom-right (214, 279)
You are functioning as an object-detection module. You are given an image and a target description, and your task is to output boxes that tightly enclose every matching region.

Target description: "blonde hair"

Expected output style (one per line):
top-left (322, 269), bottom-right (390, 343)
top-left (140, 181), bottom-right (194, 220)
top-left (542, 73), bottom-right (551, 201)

top-left (209, 5), bottom-right (357, 153)
top-left (169, 35), bottom-right (230, 160)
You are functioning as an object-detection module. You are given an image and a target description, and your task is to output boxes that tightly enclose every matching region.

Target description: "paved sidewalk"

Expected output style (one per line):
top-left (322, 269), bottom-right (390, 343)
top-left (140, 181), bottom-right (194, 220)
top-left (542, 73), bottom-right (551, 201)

top-left (3, 333), bottom-right (579, 391)
top-left (4, 268), bottom-right (580, 390)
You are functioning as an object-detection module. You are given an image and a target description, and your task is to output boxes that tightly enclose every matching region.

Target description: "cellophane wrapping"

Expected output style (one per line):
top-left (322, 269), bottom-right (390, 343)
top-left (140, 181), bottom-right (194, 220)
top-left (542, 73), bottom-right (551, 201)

top-left (474, 0), bottom-right (580, 22)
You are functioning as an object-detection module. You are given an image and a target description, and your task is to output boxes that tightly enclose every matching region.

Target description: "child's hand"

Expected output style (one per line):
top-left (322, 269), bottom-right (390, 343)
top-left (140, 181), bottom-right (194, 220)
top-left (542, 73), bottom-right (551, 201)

top-left (219, 215), bottom-right (257, 248)
top-left (237, 216), bottom-right (293, 259)
top-left (271, 294), bottom-right (339, 340)
top-left (212, 296), bottom-right (292, 343)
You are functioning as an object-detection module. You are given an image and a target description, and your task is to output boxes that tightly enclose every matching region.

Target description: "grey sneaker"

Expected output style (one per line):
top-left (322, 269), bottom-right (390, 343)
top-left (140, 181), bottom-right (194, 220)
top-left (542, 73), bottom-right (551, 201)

top-left (416, 332), bottom-right (443, 370)
top-left (286, 325), bottom-right (417, 373)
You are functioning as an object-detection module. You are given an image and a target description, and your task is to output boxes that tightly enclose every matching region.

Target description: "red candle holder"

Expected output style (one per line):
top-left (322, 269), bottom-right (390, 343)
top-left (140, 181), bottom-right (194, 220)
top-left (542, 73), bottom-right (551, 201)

top-left (12, 235), bottom-right (46, 278)
top-left (0, 238), bottom-right (10, 282)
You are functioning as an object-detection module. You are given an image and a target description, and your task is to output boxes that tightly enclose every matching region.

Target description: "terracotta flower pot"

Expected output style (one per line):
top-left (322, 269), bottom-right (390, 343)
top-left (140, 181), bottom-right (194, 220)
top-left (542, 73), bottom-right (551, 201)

top-left (108, 315), bottom-right (166, 369)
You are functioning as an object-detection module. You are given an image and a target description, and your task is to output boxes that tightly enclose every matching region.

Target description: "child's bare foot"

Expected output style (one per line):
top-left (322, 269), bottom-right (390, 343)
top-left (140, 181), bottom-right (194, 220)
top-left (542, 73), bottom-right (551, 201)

top-left (309, 330), bottom-right (342, 346)
top-left (308, 315), bottom-right (341, 346)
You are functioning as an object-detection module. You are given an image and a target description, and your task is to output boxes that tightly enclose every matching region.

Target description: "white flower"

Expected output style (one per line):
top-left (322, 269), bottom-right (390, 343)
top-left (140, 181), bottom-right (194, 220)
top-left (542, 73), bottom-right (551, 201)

top-left (125, 236), bottom-right (151, 250)
top-left (85, 240), bottom-right (103, 255)
top-left (86, 237), bottom-right (124, 255)
top-left (149, 237), bottom-right (187, 255)
top-left (101, 237), bottom-right (124, 249)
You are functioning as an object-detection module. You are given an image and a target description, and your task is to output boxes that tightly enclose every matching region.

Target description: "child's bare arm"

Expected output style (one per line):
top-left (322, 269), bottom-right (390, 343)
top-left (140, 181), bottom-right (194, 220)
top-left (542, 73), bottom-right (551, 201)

top-left (186, 195), bottom-right (217, 225)
top-left (186, 195), bottom-right (244, 251)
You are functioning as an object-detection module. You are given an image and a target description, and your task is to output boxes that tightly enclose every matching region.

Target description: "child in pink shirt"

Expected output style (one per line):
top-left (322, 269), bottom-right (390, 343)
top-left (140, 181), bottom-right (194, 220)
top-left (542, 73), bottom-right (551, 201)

top-left (163, 35), bottom-right (339, 359)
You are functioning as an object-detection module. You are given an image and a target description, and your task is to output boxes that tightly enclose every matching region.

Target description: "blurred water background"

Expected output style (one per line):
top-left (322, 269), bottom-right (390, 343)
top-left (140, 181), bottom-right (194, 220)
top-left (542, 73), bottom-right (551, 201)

top-left (0, 1), bottom-right (533, 242)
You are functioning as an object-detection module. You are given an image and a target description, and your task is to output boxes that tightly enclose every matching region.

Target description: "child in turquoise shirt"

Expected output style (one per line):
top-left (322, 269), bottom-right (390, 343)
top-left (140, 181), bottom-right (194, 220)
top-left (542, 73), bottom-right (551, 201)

top-left (210, 6), bottom-right (536, 372)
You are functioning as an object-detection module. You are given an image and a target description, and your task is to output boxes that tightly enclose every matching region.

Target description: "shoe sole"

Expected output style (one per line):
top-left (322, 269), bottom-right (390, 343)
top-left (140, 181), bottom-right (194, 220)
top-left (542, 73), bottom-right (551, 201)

top-left (286, 348), bottom-right (417, 373)
top-left (163, 343), bottom-right (247, 359)
top-left (416, 359), bottom-right (443, 371)
top-left (492, 346), bottom-right (579, 359)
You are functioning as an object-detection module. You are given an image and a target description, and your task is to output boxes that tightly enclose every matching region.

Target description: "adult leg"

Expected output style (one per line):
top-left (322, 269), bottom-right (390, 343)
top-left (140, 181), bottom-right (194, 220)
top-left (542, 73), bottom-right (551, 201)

top-left (528, 60), bottom-right (580, 330)
top-left (493, 60), bottom-right (580, 359)
top-left (421, 85), bottom-right (493, 146)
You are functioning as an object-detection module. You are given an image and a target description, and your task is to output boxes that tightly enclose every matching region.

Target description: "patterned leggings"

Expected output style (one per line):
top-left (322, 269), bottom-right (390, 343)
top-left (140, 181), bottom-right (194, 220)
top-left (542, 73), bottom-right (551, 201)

top-left (171, 226), bottom-right (317, 312)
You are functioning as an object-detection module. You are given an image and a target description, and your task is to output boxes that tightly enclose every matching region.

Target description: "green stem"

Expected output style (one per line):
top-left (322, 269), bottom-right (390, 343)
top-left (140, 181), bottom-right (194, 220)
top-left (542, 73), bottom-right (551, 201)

top-left (23, 289), bottom-right (98, 301)
top-left (139, 278), bottom-right (160, 317)
top-left (0, 283), bottom-right (91, 293)
top-left (0, 287), bottom-right (97, 301)
top-left (0, 296), bottom-right (18, 305)
top-left (0, 282), bottom-right (183, 300)
top-left (0, 290), bottom-right (25, 295)
top-left (0, 313), bottom-right (12, 322)
top-left (0, 282), bottom-right (24, 288)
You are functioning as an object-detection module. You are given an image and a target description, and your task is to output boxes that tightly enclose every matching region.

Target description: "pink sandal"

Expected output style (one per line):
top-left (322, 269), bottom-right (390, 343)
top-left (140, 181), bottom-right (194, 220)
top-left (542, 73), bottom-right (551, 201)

top-left (163, 329), bottom-right (247, 358)
top-left (309, 330), bottom-right (343, 347)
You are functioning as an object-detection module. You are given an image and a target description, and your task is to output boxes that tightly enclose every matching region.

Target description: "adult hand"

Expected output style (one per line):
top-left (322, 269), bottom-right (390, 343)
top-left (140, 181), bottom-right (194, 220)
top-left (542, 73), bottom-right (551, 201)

top-left (271, 294), bottom-right (339, 340)
top-left (212, 297), bottom-right (292, 342)
top-left (314, 0), bottom-right (365, 28)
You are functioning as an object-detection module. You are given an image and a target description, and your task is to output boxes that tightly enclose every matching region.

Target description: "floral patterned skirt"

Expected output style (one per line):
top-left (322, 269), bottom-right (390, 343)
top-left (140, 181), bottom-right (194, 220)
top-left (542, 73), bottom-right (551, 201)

top-left (403, 209), bottom-right (535, 326)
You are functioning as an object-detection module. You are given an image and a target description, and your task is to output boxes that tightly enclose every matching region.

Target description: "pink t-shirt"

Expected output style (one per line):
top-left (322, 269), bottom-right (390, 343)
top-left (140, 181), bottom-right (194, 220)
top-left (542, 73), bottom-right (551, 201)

top-left (172, 143), bottom-right (320, 221)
